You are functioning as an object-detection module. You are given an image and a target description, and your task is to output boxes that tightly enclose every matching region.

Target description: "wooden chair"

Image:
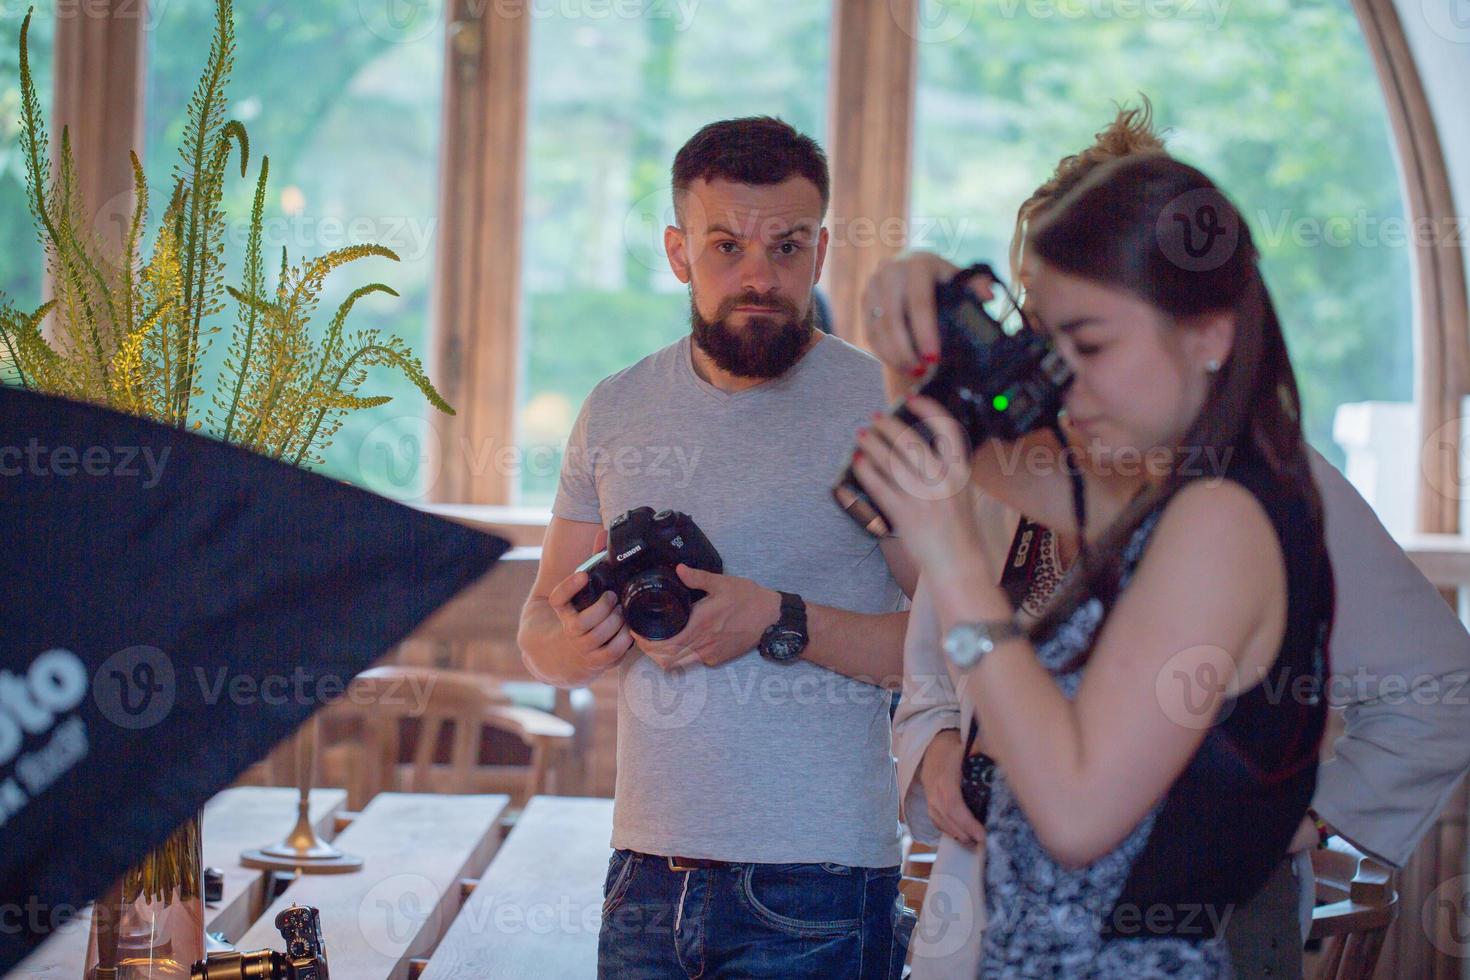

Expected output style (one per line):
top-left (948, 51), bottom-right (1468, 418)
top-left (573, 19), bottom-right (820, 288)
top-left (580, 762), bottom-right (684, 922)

top-left (898, 874), bottom-right (930, 917)
top-left (895, 837), bottom-right (936, 975)
top-left (1308, 838), bottom-right (1398, 980)
top-left (321, 665), bottom-right (574, 810)
top-left (903, 840), bottom-right (937, 882)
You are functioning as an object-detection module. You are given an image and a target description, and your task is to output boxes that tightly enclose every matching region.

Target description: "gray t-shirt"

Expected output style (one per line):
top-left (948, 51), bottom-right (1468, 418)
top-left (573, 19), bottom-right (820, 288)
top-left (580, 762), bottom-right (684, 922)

top-left (553, 333), bottom-right (905, 867)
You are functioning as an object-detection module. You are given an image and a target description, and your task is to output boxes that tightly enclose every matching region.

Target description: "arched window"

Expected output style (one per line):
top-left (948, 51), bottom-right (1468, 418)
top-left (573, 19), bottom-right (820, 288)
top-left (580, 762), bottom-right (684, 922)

top-left (910, 0), bottom-right (1415, 531)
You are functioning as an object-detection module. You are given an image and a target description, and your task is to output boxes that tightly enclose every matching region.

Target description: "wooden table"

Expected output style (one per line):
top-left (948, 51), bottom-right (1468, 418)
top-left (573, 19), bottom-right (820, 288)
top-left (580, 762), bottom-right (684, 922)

top-left (1401, 532), bottom-right (1470, 589)
top-left (15, 788), bottom-right (508, 980)
top-left (17, 786), bottom-right (347, 978)
top-left (235, 792), bottom-right (505, 980)
top-left (419, 796), bottom-right (614, 980)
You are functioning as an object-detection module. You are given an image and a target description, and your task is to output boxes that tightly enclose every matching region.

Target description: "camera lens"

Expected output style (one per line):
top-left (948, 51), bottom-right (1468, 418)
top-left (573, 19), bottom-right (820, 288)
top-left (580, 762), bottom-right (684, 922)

top-left (832, 400), bottom-right (941, 539)
top-left (831, 476), bottom-right (892, 538)
top-left (190, 950), bottom-right (285, 979)
top-left (622, 567), bottom-right (690, 640)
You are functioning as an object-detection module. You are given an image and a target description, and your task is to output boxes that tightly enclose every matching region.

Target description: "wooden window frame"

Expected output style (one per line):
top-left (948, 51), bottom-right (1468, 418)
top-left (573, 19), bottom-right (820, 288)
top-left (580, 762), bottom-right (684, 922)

top-left (429, 0), bottom-right (529, 506)
top-left (1347, 6), bottom-right (1469, 977)
top-left (46, 1), bottom-right (147, 307)
top-left (1353, 0), bottom-right (1470, 541)
top-left (824, 0), bottom-right (918, 351)
top-left (53, 1), bottom-right (1468, 543)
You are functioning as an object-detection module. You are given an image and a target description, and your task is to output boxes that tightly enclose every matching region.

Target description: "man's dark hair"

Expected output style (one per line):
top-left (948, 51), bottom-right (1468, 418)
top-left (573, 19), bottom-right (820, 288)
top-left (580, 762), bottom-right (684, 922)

top-left (671, 116), bottom-right (829, 222)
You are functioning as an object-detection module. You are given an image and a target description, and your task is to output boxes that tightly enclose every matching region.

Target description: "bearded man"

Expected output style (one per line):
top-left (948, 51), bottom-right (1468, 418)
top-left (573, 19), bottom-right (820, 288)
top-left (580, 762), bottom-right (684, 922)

top-left (518, 115), bottom-right (916, 979)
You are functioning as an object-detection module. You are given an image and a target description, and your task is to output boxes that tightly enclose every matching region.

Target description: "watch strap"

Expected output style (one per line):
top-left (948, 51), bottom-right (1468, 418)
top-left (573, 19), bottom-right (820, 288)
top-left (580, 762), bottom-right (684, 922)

top-left (984, 619), bottom-right (1023, 641)
top-left (760, 592), bottom-right (808, 662)
top-left (777, 591), bottom-right (806, 628)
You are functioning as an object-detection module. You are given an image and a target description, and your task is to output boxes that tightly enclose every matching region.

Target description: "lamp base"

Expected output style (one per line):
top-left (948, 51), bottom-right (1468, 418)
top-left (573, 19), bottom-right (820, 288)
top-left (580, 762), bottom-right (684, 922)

top-left (244, 714), bottom-right (363, 873)
top-left (240, 801), bottom-right (362, 874)
top-left (240, 841), bottom-right (363, 874)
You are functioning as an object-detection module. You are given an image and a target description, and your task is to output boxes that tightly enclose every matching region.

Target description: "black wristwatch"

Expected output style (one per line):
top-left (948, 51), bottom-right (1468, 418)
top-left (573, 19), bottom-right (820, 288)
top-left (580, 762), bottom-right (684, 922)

top-left (759, 591), bottom-right (808, 663)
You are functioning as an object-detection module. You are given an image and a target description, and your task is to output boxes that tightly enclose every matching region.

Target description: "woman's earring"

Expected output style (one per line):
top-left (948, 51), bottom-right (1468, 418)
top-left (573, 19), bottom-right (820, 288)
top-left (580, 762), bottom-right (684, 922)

top-left (1206, 358), bottom-right (1222, 374)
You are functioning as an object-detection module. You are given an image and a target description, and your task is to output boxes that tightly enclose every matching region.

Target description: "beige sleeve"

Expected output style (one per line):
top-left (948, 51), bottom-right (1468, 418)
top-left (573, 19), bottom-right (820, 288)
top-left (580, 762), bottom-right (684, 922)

top-left (1308, 449), bottom-right (1470, 867)
top-left (893, 492), bottom-right (1020, 844)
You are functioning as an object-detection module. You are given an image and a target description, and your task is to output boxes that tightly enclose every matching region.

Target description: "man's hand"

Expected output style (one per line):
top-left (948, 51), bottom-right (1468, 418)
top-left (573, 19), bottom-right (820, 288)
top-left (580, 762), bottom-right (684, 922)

top-left (634, 565), bottom-right (781, 671)
top-left (543, 528), bottom-right (636, 676)
top-left (919, 729), bottom-right (987, 848)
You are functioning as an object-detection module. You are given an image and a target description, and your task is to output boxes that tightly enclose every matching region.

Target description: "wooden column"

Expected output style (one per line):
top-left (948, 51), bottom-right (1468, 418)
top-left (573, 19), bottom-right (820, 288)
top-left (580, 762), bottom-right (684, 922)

top-left (40, 0), bottom-right (146, 349)
top-left (1349, 1), bottom-right (1470, 975)
top-left (429, 0), bottom-right (530, 505)
top-left (51, 1), bottom-right (146, 259)
top-left (824, 0), bottom-right (918, 349)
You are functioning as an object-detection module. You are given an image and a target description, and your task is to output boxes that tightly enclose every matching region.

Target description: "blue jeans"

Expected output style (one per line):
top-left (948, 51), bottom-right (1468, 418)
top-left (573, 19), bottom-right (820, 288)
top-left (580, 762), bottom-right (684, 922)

top-left (597, 850), bottom-right (902, 978)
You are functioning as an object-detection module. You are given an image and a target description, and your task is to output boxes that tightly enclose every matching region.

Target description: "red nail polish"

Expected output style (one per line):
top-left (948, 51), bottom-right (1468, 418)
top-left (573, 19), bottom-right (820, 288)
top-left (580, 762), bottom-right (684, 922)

top-left (857, 427), bottom-right (867, 439)
top-left (853, 449), bottom-right (864, 463)
top-left (909, 365), bottom-right (926, 379)
top-left (924, 352), bottom-right (940, 364)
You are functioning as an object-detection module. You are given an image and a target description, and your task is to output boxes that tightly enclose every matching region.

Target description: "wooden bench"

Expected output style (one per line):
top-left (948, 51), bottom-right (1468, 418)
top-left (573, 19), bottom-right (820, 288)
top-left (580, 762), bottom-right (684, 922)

top-left (235, 792), bottom-right (507, 980)
top-left (22, 789), bottom-right (617, 978)
top-left (416, 796), bottom-right (614, 979)
top-left (17, 786), bottom-right (347, 977)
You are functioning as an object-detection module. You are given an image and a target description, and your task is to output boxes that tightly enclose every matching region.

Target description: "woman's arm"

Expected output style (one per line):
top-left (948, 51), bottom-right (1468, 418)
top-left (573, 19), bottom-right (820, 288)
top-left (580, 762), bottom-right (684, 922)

top-left (966, 435), bottom-right (1144, 540)
top-left (855, 395), bottom-right (1293, 866)
top-left (926, 480), bottom-right (1287, 866)
top-left (896, 589), bottom-right (993, 848)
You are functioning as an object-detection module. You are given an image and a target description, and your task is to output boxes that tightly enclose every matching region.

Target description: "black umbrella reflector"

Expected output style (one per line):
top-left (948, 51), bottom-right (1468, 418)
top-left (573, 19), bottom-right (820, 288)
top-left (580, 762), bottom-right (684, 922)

top-left (0, 385), bottom-right (509, 972)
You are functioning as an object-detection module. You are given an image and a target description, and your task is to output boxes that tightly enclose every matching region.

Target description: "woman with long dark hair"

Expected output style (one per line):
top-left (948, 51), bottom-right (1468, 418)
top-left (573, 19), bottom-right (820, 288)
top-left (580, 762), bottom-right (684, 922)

top-left (855, 153), bottom-right (1333, 975)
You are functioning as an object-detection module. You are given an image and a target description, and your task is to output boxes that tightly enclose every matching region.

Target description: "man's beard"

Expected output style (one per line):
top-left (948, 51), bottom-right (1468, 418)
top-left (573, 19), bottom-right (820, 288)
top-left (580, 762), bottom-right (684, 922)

top-left (690, 289), bottom-right (815, 380)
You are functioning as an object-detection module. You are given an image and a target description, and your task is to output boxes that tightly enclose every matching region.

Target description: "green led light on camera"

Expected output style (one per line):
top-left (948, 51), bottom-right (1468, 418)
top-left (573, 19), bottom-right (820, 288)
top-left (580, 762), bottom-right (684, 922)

top-left (992, 393), bottom-right (1010, 412)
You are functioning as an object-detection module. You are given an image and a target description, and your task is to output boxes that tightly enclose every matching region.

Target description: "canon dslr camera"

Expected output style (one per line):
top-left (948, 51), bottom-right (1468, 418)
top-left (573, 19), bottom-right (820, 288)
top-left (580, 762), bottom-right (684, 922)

top-left (570, 506), bottom-right (723, 640)
top-left (833, 263), bottom-right (1073, 536)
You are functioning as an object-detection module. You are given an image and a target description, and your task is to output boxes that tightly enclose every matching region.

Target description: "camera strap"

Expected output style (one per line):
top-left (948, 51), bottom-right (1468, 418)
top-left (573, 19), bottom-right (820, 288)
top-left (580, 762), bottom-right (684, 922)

top-left (999, 515), bottom-right (1047, 609)
top-left (1052, 420), bottom-right (1089, 549)
top-left (964, 515), bottom-right (1048, 755)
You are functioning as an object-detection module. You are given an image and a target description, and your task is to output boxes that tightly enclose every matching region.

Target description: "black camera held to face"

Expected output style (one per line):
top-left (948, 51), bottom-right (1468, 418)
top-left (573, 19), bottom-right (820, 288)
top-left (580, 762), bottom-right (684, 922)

top-left (570, 506), bottom-right (724, 641)
top-left (190, 905), bottom-right (328, 980)
top-left (833, 263), bottom-right (1074, 537)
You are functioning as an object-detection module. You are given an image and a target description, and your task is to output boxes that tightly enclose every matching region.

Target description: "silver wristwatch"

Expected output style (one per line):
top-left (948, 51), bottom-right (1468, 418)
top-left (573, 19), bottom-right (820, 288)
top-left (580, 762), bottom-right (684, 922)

top-left (942, 619), bottom-right (1023, 669)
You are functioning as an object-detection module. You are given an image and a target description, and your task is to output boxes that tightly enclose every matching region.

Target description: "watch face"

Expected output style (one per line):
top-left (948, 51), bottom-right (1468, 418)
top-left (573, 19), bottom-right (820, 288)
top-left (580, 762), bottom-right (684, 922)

top-left (944, 627), bottom-right (984, 668)
top-left (764, 629), bottom-right (805, 661)
top-left (944, 622), bottom-right (1016, 669)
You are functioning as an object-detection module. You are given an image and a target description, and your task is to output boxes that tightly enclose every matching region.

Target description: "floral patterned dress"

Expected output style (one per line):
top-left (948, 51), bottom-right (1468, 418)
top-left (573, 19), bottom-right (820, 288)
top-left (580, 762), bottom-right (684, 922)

top-left (978, 509), bottom-right (1235, 979)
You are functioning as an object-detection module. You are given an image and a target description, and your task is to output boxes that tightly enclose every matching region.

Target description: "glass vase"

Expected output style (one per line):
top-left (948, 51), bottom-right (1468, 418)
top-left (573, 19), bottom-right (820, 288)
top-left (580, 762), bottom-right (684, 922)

top-left (83, 814), bottom-right (205, 980)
